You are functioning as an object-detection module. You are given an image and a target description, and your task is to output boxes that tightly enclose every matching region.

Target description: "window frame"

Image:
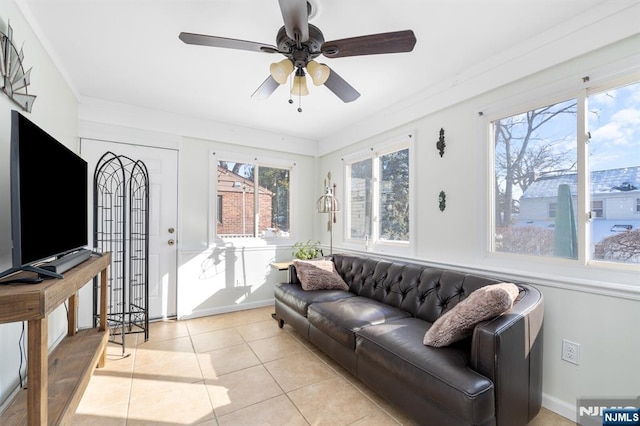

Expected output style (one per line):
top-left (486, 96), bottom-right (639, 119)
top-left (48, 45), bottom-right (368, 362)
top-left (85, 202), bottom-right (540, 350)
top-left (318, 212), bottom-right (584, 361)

top-left (209, 150), bottom-right (295, 245)
top-left (483, 72), bottom-right (640, 271)
top-left (342, 133), bottom-right (415, 255)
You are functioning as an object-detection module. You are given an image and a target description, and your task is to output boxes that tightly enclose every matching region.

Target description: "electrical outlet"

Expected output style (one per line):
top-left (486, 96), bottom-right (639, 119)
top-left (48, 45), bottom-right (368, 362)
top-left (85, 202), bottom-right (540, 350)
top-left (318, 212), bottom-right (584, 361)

top-left (562, 339), bottom-right (580, 365)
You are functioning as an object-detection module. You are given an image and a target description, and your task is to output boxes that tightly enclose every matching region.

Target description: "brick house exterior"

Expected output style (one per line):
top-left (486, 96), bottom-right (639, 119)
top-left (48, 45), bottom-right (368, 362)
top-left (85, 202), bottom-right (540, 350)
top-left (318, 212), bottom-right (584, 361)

top-left (217, 166), bottom-right (274, 237)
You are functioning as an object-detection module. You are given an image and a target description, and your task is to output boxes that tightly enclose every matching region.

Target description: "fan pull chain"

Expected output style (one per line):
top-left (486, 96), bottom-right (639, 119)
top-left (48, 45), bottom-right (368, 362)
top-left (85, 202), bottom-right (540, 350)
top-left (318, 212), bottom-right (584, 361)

top-left (288, 74), bottom-right (294, 105)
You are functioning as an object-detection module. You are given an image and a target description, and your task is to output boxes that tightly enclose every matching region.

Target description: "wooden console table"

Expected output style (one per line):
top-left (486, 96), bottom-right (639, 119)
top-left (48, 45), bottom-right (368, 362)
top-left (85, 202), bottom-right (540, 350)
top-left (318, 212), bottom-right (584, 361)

top-left (0, 253), bottom-right (111, 425)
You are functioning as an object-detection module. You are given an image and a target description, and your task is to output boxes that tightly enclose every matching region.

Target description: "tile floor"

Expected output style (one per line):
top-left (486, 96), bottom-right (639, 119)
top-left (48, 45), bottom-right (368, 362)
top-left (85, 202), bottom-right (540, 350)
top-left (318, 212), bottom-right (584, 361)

top-left (74, 306), bottom-right (575, 425)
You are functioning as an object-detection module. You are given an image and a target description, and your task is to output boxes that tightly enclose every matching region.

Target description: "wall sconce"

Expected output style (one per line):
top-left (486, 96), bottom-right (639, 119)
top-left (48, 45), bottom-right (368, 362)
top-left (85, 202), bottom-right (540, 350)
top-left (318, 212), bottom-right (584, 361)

top-left (436, 128), bottom-right (445, 157)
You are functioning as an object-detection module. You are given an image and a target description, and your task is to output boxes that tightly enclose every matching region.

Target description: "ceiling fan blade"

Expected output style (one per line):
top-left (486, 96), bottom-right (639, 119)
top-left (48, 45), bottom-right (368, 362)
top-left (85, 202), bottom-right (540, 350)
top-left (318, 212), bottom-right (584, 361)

top-left (278, 0), bottom-right (309, 42)
top-left (179, 32), bottom-right (278, 53)
top-left (251, 75), bottom-right (281, 99)
top-left (323, 67), bottom-right (360, 103)
top-left (321, 30), bottom-right (416, 58)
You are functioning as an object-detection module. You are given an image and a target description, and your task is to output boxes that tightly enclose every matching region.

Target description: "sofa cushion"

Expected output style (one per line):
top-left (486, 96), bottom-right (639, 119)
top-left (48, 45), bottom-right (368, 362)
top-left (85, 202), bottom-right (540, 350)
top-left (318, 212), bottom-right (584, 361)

top-left (274, 282), bottom-right (355, 317)
top-left (423, 282), bottom-right (520, 347)
top-left (356, 317), bottom-right (495, 424)
top-left (307, 297), bottom-right (410, 349)
top-left (293, 259), bottom-right (349, 291)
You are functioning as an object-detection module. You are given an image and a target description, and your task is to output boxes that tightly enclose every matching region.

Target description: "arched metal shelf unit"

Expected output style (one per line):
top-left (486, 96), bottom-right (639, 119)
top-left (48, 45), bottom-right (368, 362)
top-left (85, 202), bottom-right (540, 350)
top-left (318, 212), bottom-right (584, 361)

top-left (93, 151), bottom-right (149, 353)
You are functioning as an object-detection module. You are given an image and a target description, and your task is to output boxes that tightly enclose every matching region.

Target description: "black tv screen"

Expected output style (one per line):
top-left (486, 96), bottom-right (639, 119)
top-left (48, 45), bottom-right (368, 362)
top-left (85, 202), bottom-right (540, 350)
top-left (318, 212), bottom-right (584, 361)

top-left (9, 111), bottom-right (88, 268)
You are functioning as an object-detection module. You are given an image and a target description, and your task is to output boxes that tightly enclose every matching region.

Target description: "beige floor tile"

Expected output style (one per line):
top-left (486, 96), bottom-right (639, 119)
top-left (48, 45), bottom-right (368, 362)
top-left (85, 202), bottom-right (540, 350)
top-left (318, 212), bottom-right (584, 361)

top-left (217, 395), bottom-right (308, 426)
top-left (205, 365), bottom-right (283, 416)
top-left (73, 401), bottom-right (128, 425)
top-left (134, 336), bottom-right (196, 368)
top-left (127, 380), bottom-right (215, 425)
top-left (288, 376), bottom-right (389, 426)
top-left (76, 371), bottom-right (132, 412)
top-left (235, 319), bottom-right (284, 342)
top-left (186, 315), bottom-right (234, 336)
top-left (197, 343), bottom-right (261, 379)
top-left (103, 349), bottom-right (136, 374)
top-left (129, 350), bottom-right (202, 404)
top-left (248, 332), bottom-right (308, 363)
top-left (73, 306), bottom-right (570, 426)
top-left (529, 407), bottom-right (576, 425)
top-left (187, 307), bottom-right (273, 336)
top-left (148, 318), bottom-right (189, 342)
top-left (349, 413), bottom-right (402, 426)
top-left (264, 351), bottom-right (337, 392)
top-left (130, 353), bottom-right (203, 399)
top-left (191, 327), bottom-right (246, 353)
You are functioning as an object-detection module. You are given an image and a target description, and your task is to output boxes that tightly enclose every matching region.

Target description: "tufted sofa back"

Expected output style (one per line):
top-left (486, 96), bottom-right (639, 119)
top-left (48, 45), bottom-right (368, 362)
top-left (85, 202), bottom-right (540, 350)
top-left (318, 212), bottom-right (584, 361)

top-left (332, 254), bottom-right (513, 323)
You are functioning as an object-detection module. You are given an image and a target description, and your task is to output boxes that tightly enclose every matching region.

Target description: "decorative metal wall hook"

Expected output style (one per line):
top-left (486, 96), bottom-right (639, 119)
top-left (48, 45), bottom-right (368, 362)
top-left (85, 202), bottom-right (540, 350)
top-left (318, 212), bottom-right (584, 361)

top-left (436, 128), bottom-right (445, 157)
top-left (438, 191), bottom-right (446, 212)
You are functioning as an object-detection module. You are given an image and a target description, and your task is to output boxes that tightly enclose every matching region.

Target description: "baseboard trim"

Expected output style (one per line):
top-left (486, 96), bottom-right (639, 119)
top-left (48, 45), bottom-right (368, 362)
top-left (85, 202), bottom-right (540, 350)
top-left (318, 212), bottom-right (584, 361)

top-left (178, 299), bottom-right (275, 320)
top-left (542, 392), bottom-right (577, 423)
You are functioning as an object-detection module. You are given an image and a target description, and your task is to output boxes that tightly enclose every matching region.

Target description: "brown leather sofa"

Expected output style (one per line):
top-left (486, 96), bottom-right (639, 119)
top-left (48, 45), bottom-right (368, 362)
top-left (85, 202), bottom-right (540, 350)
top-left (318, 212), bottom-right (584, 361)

top-left (274, 254), bottom-right (544, 426)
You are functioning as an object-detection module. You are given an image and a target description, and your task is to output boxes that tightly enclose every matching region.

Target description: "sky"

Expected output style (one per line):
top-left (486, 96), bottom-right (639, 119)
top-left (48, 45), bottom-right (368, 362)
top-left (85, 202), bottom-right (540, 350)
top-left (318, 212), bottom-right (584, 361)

top-left (588, 81), bottom-right (640, 171)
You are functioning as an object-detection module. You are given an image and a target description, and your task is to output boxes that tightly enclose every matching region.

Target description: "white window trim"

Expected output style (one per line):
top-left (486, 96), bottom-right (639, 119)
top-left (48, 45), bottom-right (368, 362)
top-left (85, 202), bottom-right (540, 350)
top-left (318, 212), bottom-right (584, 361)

top-left (342, 132), bottom-right (415, 256)
top-left (478, 69), bottom-right (640, 288)
top-left (209, 149), bottom-right (296, 247)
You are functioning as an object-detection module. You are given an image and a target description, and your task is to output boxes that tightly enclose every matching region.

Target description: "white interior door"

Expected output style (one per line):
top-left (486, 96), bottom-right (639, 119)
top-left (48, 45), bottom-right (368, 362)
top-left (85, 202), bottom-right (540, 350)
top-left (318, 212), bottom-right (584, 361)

top-left (80, 139), bottom-right (178, 322)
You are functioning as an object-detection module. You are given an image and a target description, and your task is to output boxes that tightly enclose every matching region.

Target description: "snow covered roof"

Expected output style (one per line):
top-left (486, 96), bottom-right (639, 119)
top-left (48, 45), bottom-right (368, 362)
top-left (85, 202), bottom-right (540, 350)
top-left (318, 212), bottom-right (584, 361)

top-left (521, 166), bottom-right (640, 199)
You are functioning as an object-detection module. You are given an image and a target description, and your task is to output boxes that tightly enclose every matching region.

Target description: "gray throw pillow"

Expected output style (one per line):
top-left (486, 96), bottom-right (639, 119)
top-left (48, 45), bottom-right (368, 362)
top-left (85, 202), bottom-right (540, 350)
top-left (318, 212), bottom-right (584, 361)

top-left (423, 283), bottom-right (520, 347)
top-left (293, 259), bottom-right (349, 291)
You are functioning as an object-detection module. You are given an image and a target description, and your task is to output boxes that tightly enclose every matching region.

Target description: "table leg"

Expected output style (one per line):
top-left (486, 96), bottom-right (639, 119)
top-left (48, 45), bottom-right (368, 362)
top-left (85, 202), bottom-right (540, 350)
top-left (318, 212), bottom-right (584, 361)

top-left (67, 292), bottom-right (78, 336)
top-left (27, 317), bottom-right (48, 426)
top-left (98, 266), bottom-right (108, 368)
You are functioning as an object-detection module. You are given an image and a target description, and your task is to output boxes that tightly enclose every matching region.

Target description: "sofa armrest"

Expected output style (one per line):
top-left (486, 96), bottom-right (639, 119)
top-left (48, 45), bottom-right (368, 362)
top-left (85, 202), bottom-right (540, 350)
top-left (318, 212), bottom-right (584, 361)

top-left (470, 284), bottom-right (544, 426)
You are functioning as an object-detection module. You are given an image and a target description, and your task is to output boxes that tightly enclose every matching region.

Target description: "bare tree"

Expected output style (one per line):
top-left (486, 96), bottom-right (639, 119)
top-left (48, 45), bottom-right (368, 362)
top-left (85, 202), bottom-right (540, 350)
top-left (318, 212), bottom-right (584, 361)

top-left (494, 100), bottom-right (577, 226)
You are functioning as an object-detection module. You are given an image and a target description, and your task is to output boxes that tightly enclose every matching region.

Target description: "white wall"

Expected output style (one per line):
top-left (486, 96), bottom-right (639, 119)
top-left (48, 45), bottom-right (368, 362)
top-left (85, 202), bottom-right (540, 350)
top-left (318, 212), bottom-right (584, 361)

top-left (176, 135), bottom-right (316, 318)
top-left (0, 0), bottom-right (78, 408)
top-left (318, 35), bottom-right (640, 421)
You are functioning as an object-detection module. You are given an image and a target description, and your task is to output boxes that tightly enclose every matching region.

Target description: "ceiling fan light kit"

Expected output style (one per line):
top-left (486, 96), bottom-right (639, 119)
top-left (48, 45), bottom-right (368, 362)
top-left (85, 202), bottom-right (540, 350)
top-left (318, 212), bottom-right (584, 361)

top-left (291, 68), bottom-right (309, 96)
top-left (179, 0), bottom-right (417, 111)
top-left (306, 60), bottom-right (330, 86)
top-left (270, 58), bottom-right (294, 84)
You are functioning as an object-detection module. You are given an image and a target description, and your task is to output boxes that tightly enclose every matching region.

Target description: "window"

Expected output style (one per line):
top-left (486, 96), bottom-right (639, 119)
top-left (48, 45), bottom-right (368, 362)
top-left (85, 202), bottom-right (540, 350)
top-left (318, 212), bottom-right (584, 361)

top-left (215, 160), bottom-right (290, 239)
top-left (588, 81), bottom-right (640, 264)
top-left (491, 79), bottom-right (639, 264)
top-left (345, 136), bottom-right (411, 249)
top-left (494, 98), bottom-right (578, 258)
top-left (348, 158), bottom-right (372, 239)
top-left (591, 200), bottom-right (604, 218)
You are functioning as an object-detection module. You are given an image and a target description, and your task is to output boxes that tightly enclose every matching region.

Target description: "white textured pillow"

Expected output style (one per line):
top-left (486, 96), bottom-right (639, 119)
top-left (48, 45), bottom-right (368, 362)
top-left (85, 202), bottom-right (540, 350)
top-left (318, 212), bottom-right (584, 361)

top-left (293, 259), bottom-right (349, 291)
top-left (423, 283), bottom-right (520, 347)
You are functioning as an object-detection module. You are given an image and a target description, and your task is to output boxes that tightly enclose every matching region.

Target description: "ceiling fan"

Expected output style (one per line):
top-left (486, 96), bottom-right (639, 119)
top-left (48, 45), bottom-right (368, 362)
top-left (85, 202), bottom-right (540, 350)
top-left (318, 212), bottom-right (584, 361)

top-left (179, 0), bottom-right (416, 109)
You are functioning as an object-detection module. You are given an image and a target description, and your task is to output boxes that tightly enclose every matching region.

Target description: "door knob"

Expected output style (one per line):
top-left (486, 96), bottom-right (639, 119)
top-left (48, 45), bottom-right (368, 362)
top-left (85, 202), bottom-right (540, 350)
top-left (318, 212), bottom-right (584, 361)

top-left (168, 239), bottom-right (175, 246)
top-left (168, 227), bottom-right (175, 233)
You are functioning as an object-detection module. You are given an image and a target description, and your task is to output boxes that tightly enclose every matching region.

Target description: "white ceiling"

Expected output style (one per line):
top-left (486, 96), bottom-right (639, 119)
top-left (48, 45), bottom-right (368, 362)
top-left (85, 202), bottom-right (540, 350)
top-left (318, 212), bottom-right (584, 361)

top-left (17, 0), bottom-right (620, 143)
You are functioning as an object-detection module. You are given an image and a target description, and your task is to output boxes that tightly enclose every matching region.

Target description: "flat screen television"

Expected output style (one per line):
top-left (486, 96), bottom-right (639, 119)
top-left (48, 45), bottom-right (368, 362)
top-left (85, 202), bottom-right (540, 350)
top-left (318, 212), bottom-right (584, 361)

top-left (0, 110), bottom-right (88, 281)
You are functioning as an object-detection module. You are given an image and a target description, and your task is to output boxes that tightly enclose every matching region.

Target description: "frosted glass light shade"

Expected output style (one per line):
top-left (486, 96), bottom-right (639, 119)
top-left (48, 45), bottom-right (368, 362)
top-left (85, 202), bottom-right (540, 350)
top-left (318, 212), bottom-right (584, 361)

top-left (306, 61), bottom-right (330, 86)
top-left (269, 59), bottom-right (294, 85)
top-left (291, 75), bottom-right (309, 96)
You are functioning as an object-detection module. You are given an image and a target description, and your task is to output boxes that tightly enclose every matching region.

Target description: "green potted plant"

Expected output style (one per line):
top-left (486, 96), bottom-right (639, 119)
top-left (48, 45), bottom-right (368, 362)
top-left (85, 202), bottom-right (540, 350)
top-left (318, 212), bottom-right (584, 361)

top-left (292, 240), bottom-right (323, 260)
